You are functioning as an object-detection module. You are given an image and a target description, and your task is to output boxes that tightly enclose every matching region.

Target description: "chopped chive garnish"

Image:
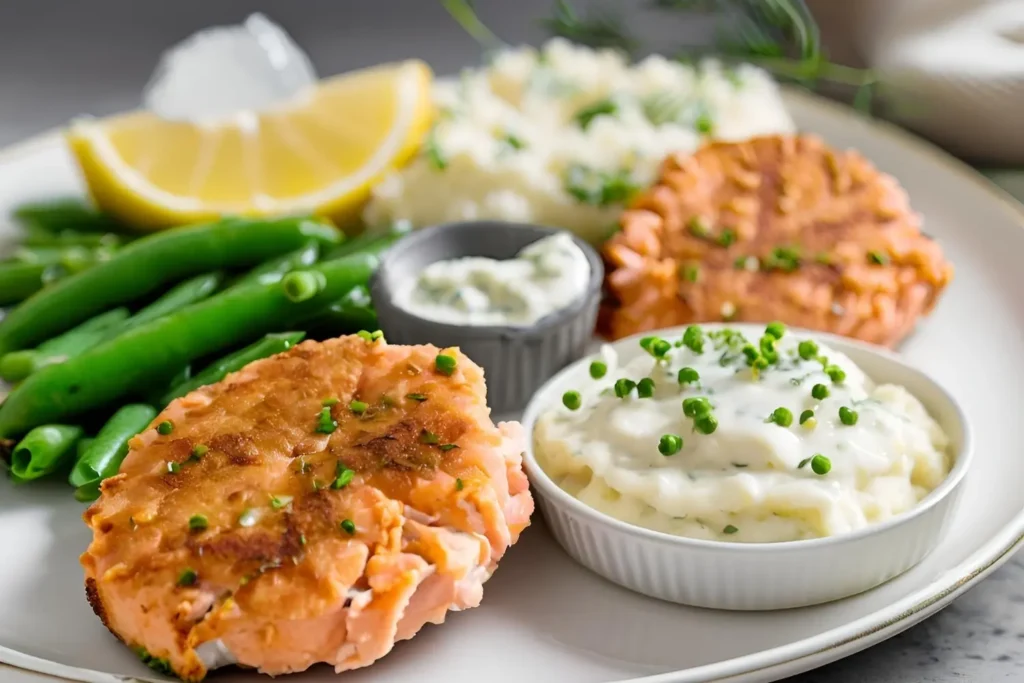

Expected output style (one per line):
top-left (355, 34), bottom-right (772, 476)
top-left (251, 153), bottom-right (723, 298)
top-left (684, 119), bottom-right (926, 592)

top-left (765, 322), bottom-right (785, 340)
top-left (742, 344), bottom-right (760, 363)
top-left (682, 264), bottom-right (700, 283)
top-left (838, 406), bottom-right (859, 426)
top-left (419, 430), bottom-right (440, 445)
top-left (677, 367), bottom-right (699, 385)
top-left (799, 409), bottom-right (814, 425)
top-left (589, 361), bottom-right (607, 379)
top-left (321, 397), bottom-right (339, 407)
top-left (332, 462), bottom-right (354, 489)
top-left (811, 383), bottom-right (830, 400)
top-left (682, 325), bottom-right (704, 354)
top-left (798, 457), bottom-right (811, 469)
top-left (826, 365), bottom-right (846, 384)
top-left (613, 378), bottom-right (636, 398)
top-left (166, 461), bottom-right (181, 474)
top-left (435, 353), bottom-right (457, 376)
top-left (636, 378), bottom-right (656, 398)
top-left (406, 393), bottom-right (428, 402)
top-left (798, 340), bottom-right (819, 361)
top-left (641, 336), bottom-right (671, 358)
top-left (340, 519), bottom-right (356, 535)
top-left (188, 514), bottom-right (208, 533)
top-left (177, 568), bottom-right (198, 587)
top-left (768, 407), bottom-right (793, 427)
top-left (562, 390), bottom-right (582, 410)
top-left (718, 229), bottom-right (737, 247)
top-left (682, 397), bottom-right (711, 417)
top-left (723, 525), bottom-right (739, 535)
top-left (687, 216), bottom-right (710, 237)
top-left (315, 407), bottom-right (338, 434)
top-left (299, 534), bottom-right (307, 546)
top-left (658, 434), bottom-right (683, 456)
top-left (270, 495), bottom-right (293, 510)
top-left (439, 444), bottom-right (459, 452)
top-left (867, 251), bottom-right (889, 265)
top-left (455, 478), bottom-right (464, 491)
top-left (694, 414), bottom-right (718, 435)
top-left (811, 454), bottom-right (832, 475)
top-left (156, 421), bottom-right (173, 435)
top-left (349, 400), bottom-right (369, 415)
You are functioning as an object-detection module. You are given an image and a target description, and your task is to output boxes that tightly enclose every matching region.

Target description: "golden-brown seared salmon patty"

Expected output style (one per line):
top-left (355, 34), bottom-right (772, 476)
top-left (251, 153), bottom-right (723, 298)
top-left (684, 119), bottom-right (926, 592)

top-left (602, 134), bottom-right (953, 347)
top-left (81, 335), bottom-right (533, 681)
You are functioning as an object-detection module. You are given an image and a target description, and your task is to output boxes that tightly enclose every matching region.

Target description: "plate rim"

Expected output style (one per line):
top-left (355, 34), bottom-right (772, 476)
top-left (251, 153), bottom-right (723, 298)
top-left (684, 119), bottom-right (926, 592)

top-left (0, 88), bottom-right (1021, 683)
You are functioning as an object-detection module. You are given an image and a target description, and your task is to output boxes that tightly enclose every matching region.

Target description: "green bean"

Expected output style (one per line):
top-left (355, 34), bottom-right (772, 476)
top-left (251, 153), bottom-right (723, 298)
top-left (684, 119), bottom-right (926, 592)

top-left (228, 241), bottom-right (320, 290)
top-left (282, 271), bottom-right (326, 302)
top-left (0, 250), bottom-right (381, 437)
top-left (0, 270), bottom-right (219, 382)
top-left (161, 332), bottom-right (306, 405)
top-left (76, 437), bottom-right (95, 460)
top-left (125, 272), bottom-right (223, 331)
top-left (0, 308), bottom-right (130, 382)
top-left (323, 224), bottom-right (407, 261)
top-left (21, 224), bottom-right (123, 249)
top-left (303, 285), bottom-right (377, 338)
top-left (13, 198), bottom-right (125, 233)
top-left (9, 424), bottom-right (84, 481)
top-left (0, 262), bottom-right (50, 306)
top-left (8, 247), bottom-right (65, 265)
top-left (0, 270), bottom-right (216, 384)
top-left (69, 404), bottom-right (157, 501)
top-left (0, 216), bottom-right (340, 356)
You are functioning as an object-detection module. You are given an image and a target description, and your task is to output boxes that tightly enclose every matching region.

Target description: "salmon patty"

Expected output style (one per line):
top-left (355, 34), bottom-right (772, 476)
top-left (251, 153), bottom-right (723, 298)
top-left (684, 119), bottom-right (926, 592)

top-left (602, 134), bottom-right (953, 346)
top-left (81, 335), bottom-right (533, 681)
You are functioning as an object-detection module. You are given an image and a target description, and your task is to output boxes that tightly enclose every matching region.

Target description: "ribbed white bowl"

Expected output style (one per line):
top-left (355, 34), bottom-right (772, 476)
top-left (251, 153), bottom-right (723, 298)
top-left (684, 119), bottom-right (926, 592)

top-left (522, 325), bottom-right (973, 611)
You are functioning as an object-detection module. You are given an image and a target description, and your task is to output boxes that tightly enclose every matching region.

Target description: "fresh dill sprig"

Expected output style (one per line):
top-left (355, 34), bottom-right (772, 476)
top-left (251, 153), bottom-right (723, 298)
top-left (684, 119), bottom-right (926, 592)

top-left (540, 0), bottom-right (638, 53)
top-left (441, 0), bottom-right (878, 114)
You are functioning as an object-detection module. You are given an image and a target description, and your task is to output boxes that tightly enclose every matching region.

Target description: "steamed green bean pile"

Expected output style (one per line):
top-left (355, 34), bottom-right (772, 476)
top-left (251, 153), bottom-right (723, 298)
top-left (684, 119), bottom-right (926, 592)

top-left (0, 200), bottom-right (402, 500)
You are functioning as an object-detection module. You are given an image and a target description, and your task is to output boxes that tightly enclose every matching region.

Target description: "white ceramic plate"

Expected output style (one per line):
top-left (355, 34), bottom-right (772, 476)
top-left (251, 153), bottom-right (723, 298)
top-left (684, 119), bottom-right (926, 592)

top-left (1, 89), bottom-right (1023, 683)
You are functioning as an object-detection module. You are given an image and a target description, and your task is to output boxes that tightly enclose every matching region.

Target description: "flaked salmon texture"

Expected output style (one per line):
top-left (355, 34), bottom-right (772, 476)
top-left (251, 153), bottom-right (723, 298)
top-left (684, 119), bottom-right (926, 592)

top-left (602, 134), bottom-right (954, 347)
top-left (81, 335), bottom-right (534, 681)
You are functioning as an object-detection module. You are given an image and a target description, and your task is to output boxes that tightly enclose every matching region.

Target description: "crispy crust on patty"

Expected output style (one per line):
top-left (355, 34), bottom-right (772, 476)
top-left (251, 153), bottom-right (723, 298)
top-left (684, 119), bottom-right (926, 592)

top-left (602, 134), bottom-right (954, 347)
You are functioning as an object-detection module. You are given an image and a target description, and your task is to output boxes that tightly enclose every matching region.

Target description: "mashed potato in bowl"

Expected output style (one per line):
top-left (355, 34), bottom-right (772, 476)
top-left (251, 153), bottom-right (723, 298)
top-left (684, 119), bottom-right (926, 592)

top-left (365, 39), bottom-right (794, 243)
top-left (533, 324), bottom-right (952, 543)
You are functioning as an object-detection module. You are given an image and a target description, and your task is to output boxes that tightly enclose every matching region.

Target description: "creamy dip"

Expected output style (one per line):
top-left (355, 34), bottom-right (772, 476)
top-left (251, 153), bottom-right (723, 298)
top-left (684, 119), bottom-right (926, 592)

top-left (395, 232), bottom-right (590, 327)
top-left (535, 324), bottom-right (951, 543)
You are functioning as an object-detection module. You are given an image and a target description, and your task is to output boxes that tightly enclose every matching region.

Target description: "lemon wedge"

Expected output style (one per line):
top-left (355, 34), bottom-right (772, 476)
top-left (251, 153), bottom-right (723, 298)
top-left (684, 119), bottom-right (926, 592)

top-left (67, 60), bottom-right (433, 230)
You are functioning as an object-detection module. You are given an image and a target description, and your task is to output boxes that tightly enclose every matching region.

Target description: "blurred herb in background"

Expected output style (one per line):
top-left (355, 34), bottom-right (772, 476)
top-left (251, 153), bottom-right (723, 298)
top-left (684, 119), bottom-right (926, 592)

top-left (445, 0), bottom-right (878, 115)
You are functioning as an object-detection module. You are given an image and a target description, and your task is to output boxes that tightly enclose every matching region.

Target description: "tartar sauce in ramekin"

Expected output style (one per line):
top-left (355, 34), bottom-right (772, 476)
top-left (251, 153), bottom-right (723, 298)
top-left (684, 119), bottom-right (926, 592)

top-left (394, 232), bottom-right (589, 327)
top-left (535, 324), bottom-right (951, 543)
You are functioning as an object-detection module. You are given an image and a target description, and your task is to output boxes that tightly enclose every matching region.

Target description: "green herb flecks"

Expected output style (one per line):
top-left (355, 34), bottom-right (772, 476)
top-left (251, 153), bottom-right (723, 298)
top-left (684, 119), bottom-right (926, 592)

top-left (563, 390), bottom-right (582, 410)
top-left (564, 164), bottom-right (640, 207)
top-left (574, 98), bottom-right (619, 129)
top-left (658, 433), bottom-right (683, 456)
top-left (810, 454), bottom-right (832, 475)
top-left (315, 407), bottom-right (338, 434)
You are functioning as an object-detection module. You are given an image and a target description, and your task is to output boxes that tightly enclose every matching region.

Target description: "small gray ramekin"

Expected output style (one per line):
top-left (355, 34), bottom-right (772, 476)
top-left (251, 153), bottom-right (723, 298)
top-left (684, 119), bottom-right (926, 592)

top-left (370, 221), bottom-right (603, 416)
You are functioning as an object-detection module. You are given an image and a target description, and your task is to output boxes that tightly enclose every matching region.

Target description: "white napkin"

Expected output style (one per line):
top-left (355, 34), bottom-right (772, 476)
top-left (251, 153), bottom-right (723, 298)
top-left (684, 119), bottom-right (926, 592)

top-left (850, 0), bottom-right (1024, 164)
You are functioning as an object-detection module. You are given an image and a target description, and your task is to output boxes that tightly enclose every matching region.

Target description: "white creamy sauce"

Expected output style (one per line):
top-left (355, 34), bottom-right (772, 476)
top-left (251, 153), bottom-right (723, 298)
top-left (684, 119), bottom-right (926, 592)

top-left (535, 326), bottom-right (951, 543)
top-left (395, 233), bottom-right (589, 327)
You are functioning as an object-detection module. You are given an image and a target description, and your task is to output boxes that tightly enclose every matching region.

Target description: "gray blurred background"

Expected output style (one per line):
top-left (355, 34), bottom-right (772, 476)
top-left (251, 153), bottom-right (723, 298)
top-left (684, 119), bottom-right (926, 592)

top-left (0, 0), bottom-right (860, 147)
